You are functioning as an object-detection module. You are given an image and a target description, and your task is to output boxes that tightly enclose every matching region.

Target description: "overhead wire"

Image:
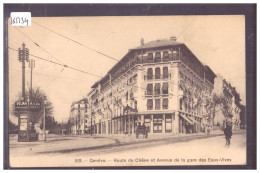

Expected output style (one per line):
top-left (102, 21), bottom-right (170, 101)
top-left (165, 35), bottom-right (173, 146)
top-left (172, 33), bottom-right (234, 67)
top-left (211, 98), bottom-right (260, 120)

top-left (177, 16), bottom-right (197, 38)
top-left (32, 21), bottom-right (119, 62)
top-left (14, 27), bottom-right (64, 64)
top-left (28, 19), bottom-right (199, 84)
top-left (14, 17), bottom-right (208, 94)
top-left (10, 69), bottom-right (90, 81)
top-left (8, 47), bottom-right (102, 78)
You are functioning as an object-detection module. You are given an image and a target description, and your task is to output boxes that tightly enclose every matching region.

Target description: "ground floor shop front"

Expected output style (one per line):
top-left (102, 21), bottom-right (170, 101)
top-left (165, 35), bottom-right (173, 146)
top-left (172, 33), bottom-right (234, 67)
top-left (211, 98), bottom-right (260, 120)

top-left (90, 112), bottom-right (203, 135)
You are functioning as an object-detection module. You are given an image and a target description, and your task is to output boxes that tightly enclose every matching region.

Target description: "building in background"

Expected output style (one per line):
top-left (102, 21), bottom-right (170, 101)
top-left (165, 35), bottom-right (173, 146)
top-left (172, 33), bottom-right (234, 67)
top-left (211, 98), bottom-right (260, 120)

top-left (69, 98), bottom-right (88, 135)
top-left (213, 75), bottom-right (242, 130)
top-left (84, 37), bottom-right (242, 136)
top-left (239, 105), bottom-right (246, 129)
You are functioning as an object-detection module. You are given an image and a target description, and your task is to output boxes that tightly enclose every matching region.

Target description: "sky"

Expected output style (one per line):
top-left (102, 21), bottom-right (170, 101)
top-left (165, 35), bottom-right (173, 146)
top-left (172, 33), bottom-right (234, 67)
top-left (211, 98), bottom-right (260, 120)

top-left (8, 15), bottom-right (246, 124)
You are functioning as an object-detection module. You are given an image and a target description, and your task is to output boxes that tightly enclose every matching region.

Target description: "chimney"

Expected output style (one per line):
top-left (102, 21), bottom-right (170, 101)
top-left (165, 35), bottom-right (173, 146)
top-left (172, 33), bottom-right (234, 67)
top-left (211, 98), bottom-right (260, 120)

top-left (170, 36), bottom-right (177, 42)
top-left (141, 38), bottom-right (144, 45)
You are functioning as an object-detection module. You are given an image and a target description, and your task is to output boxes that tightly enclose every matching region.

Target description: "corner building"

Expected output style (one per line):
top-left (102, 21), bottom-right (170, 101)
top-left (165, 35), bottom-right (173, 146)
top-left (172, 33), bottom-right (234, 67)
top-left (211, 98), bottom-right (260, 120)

top-left (87, 37), bottom-right (217, 135)
top-left (69, 99), bottom-right (88, 135)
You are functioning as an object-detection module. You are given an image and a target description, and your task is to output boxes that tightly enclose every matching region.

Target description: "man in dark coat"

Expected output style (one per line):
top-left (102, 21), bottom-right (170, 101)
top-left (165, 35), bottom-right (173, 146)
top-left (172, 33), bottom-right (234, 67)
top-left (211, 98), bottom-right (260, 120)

top-left (141, 123), bottom-right (147, 138)
top-left (224, 122), bottom-right (232, 147)
top-left (136, 122), bottom-right (142, 139)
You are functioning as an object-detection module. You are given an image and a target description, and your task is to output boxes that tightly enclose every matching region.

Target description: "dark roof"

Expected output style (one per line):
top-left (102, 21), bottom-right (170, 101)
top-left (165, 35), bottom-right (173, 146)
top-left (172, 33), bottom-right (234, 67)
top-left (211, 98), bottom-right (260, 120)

top-left (231, 87), bottom-right (241, 102)
top-left (72, 98), bottom-right (88, 106)
top-left (131, 39), bottom-right (183, 50)
top-left (104, 38), bottom-right (183, 77)
top-left (91, 81), bottom-right (100, 88)
top-left (90, 38), bottom-right (205, 90)
top-left (205, 65), bottom-right (217, 77)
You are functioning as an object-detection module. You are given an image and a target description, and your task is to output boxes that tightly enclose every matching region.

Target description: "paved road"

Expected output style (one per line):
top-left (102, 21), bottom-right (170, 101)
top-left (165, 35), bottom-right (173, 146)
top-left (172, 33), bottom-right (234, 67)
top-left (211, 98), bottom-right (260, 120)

top-left (39, 133), bottom-right (232, 156)
top-left (9, 130), bottom-right (246, 167)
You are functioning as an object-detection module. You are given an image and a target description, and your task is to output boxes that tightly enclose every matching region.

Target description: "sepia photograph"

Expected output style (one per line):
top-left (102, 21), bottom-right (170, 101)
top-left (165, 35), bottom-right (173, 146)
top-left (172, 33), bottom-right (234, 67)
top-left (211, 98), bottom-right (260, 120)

top-left (4, 4), bottom-right (256, 169)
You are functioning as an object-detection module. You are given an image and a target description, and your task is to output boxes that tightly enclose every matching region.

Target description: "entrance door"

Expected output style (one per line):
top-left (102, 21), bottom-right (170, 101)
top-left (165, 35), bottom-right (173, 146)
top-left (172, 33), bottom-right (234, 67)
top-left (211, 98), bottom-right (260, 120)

top-left (153, 115), bottom-right (162, 133)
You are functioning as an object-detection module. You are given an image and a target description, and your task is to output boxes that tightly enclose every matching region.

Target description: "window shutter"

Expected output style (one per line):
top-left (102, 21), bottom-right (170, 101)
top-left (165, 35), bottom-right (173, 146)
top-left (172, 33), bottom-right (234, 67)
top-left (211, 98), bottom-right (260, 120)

top-left (163, 98), bottom-right (168, 109)
top-left (162, 82), bottom-right (168, 94)
top-left (154, 83), bottom-right (161, 95)
top-left (147, 68), bottom-right (153, 79)
top-left (147, 83), bottom-right (153, 95)
top-left (163, 67), bottom-right (168, 78)
top-left (155, 67), bottom-right (161, 79)
top-left (147, 99), bottom-right (153, 110)
top-left (155, 99), bottom-right (161, 110)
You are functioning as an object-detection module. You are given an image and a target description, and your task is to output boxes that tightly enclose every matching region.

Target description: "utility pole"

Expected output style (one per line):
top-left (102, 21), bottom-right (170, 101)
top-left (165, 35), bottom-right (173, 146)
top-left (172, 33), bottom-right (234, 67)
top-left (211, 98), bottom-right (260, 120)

top-left (18, 43), bottom-right (29, 101)
top-left (43, 96), bottom-right (47, 142)
top-left (29, 59), bottom-right (35, 100)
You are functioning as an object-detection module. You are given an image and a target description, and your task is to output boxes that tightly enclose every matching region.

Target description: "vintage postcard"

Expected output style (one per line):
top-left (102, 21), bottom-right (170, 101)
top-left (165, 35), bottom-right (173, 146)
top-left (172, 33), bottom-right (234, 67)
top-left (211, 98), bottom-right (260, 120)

top-left (5, 4), bottom-right (254, 168)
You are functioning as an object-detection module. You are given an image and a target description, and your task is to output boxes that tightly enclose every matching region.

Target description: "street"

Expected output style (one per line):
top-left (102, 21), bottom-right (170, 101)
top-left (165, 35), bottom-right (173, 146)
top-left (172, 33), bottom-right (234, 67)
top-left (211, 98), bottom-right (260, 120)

top-left (9, 130), bottom-right (246, 167)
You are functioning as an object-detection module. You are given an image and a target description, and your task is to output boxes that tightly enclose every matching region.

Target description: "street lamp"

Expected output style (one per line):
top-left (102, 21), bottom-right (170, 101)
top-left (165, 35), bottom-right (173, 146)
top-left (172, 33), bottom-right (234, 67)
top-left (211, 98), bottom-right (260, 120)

top-left (43, 96), bottom-right (47, 142)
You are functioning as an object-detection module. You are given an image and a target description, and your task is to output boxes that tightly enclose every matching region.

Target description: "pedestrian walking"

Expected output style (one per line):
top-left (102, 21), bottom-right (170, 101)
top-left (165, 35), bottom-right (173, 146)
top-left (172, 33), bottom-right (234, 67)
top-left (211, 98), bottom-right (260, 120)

top-left (224, 121), bottom-right (232, 148)
top-left (141, 123), bottom-right (147, 138)
top-left (136, 122), bottom-right (142, 139)
top-left (205, 125), bottom-right (211, 135)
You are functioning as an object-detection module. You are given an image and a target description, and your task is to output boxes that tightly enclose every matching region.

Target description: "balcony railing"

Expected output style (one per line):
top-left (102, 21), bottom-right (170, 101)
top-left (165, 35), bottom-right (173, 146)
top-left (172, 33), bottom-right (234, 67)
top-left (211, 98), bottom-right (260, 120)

top-left (101, 81), bottom-right (110, 91)
top-left (142, 53), bottom-right (179, 63)
top-left (144, 74), bottom-right (171, 80)
top-left (91, 92), bottom-right (99, 100)
top-left (145, 91), bottom-right (169, 96)
top-left (110, 53), bottom-right (179, 84)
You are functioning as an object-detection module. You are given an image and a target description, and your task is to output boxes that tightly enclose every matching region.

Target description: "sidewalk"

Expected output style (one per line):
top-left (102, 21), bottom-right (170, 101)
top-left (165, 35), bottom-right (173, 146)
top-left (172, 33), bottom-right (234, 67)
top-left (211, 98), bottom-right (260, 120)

top-left (9, 129), bottom-right (246, 156)
top-left (9, 134), bottom-right (116, 157)
top-left (89, 128), bottom-right (245, 146)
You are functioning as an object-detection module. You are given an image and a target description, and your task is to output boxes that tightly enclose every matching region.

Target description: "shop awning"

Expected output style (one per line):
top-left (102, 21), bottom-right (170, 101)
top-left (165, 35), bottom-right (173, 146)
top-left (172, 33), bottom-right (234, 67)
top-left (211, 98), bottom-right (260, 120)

top-left (179, 113), bottom-right (194, 125)
top-left (187, 116), bottom-right (200, 124)
top-left (123, 105), bottom-right (138, 114)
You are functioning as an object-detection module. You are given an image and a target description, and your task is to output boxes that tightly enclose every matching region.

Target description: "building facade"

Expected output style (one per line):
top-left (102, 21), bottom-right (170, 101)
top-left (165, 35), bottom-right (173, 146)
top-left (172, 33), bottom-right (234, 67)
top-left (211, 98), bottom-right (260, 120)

top-left (69, 98), bottom-right (88, 135)
top-left (213, 75), bottom-right (242, 130)
top-left (84, 37), bottom-right (242, 136)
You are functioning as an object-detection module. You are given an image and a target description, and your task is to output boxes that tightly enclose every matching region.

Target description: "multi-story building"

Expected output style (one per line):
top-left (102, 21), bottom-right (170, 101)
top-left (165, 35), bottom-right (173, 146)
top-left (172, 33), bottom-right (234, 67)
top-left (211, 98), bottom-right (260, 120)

top-left (213, 75), bottom-right (242, 130)
top-left (85, 37), bottom-right (241, 135)
top-left (231, 87), bottom-right (242, 130)
top-left (239, 105), bottom-right (246, 129)
top-left (69, 98), bottom-right (88, 135)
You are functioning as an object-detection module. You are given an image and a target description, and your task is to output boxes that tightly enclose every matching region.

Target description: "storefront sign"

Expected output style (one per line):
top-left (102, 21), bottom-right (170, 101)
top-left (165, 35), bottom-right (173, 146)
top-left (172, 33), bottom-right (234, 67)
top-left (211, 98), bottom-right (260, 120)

top-left (20, 115), bottom-right (27, 119)
top-left (15, 101), bottom-right (41, 111)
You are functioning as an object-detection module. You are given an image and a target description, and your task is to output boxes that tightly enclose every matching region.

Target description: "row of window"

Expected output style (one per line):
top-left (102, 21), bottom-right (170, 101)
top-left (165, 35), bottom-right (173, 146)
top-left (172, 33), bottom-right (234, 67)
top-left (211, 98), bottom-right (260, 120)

top-left (101, 74), bottom-right (137, 92)
top-left (144, 114), bottom-right (173, 133)
top-left (147, 67), bottom-right (169, 80)
top-left (147, 98), bottom-right (169, 110)
top-left (147, 82), bottom-right (169, 95)
top-left (179, 72), bottom-right (202, 92)
top-left (179, 99), bottom-right (204, 116)
top-left (147, 51), bottom-right (178, 60)
top-left (113, 101), bottom-right (138, 117)
top-left (180, 51), bottom-right (204, 79)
